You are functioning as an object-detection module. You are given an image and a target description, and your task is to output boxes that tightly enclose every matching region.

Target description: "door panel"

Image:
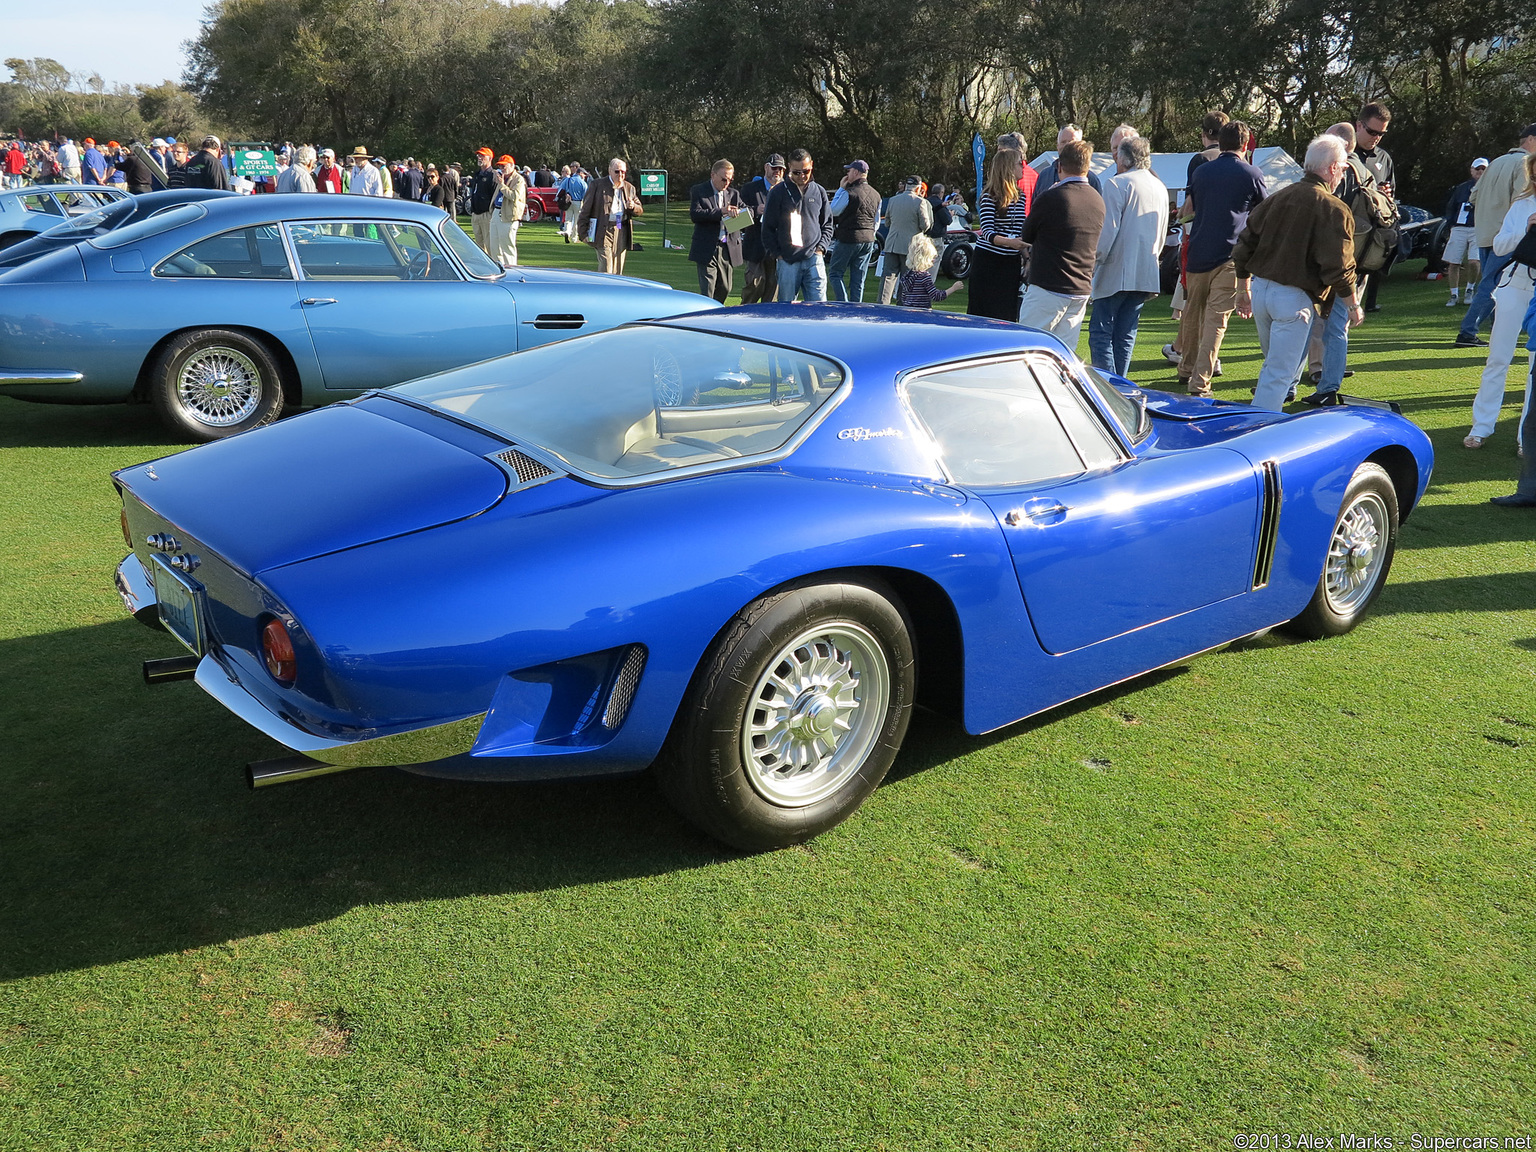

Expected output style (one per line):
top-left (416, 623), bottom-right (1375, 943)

top-left (981, 448), bottom-right (1261, 654)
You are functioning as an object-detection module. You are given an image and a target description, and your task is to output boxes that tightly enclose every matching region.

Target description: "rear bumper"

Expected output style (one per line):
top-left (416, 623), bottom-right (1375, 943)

top-left (115, 553), bottom-right (162, 627)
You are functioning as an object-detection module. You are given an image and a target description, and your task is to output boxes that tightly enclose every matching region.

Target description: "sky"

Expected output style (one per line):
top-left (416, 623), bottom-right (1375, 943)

top-left (7, 0), bottom-right (212, 91)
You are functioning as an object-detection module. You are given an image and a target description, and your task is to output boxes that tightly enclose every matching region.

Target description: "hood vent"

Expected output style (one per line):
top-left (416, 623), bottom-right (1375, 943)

top-left (490, 447), bottom-right (559, 489)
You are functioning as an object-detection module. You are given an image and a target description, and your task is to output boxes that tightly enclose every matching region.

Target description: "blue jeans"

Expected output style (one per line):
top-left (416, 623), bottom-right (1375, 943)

top-left (1250, 278), bottom-right (1315, 411)
top-left (1087, 291), bottom-right (1154, 377)
top-left (777, 254), bottom-right (827, 302)
top-left (827, 240), bottom-right (877, 302)
top-left (1461, 247), bottom-right (1512, 337)
top-left (1306, 296), bottom-right (1351, 392)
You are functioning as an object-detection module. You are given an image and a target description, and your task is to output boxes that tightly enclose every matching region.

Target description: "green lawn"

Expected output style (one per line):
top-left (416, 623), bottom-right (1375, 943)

top-left (1, 212), bottom-right (1532, 1149)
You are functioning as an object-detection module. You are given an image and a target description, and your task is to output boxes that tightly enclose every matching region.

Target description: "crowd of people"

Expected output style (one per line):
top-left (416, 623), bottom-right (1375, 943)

top-left (6, 110), bottom-right (1535, 503)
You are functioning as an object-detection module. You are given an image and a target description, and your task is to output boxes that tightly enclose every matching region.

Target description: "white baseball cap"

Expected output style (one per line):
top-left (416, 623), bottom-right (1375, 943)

top-left (1472, 157), bottom-right (1489, 168)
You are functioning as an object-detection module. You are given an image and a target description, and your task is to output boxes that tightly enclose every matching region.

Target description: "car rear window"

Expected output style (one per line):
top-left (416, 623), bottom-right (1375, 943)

top-left (92, 203), bottom-right (207, 249)
top-left (395, 326), bottom-right (846, 482)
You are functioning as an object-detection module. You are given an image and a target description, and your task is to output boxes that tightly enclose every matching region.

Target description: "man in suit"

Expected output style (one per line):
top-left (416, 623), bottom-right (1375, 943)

top-left (739, 154), bottom-right (785, 304)
top-left (688, 160), bottom-right (746, 301)
top-left (576, 158), bottom-right (644, 274)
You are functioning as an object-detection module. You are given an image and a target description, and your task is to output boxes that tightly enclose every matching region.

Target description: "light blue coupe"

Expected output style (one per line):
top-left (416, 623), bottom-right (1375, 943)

top-left (0, 194), bottom-right (715, 439)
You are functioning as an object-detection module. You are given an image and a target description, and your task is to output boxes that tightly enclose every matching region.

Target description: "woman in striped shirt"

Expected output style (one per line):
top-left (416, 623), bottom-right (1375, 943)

top-left (968, 148), bottom-right (1030, 321)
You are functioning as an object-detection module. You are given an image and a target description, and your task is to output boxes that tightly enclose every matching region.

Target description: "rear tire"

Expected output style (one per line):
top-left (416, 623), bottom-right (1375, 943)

top-left (150, 328), bottom-right (285, 442)
top-left (1283, 463), bottom-right (1398, 639)
top-left (524, 200), bottom-right (544, 223)
top-left (939, 241), bottom-right (973, 280)
top-left (656, 580), bottom-right (915, 851)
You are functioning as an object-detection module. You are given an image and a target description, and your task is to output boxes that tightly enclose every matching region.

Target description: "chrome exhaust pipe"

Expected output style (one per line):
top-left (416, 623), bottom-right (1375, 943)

top-left (143, 655), bottom-right (200, 684)
top-left (247, 755), bottom-right (369, 789)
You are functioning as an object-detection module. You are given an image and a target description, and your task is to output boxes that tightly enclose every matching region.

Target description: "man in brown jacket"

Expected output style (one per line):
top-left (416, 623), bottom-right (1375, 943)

top-left (576, 157), bottom-right (644, 274)
top-left (1232, 134), bottom-right (1363, 410)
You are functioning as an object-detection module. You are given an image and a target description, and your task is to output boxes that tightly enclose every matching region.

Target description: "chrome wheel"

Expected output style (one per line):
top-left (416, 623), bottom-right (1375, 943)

top-left (742, 622), bottom-right (890, 808)
top-left (176, 346), bottom-right (263, 427)
top-left (1324, 491), bottom-right (1389, 613)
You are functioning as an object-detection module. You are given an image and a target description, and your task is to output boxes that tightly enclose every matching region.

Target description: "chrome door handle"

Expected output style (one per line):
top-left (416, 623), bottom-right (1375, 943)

top-left (300, 297), bottom-right (337, 306)
top-left (1005, 500), bottom-right (1068, 525)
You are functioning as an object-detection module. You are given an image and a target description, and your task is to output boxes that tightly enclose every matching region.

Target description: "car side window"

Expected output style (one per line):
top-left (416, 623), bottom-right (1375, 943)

top-left (902, 359), bottom-right (1084, 487)
top-left (155, 225), bottom-right (293, 279)
top-left (287, 221), bottom-right (459, 281)
top-left (1028, 356), bottom-right (1124, 471)
top-left (20, 194), bottom-right (63, 217)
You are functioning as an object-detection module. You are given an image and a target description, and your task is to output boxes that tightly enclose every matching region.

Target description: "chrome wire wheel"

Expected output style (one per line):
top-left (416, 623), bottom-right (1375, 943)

top-left (176, 345), bottom-right (263, 427)
top-left (742, 622), bottom-right (890, 808)
top-left (1323, 490), bottom-right (1389, 614)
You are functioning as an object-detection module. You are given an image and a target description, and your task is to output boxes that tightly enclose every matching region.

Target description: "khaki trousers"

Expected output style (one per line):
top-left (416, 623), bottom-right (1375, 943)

top-left (1177, 261), bottom-right (1237, 395)
top-left (596, 232), bottom-right (627, 275)
top-left (471, 211), bottom-right (493, 255)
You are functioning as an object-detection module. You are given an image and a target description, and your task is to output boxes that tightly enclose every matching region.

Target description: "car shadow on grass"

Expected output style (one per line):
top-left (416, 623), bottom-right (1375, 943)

top-left (0, 397), bottom-right (189, 451)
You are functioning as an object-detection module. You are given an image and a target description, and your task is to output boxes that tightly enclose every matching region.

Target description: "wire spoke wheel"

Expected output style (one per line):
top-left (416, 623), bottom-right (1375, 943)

top-left (175, 346), bottom-right (263, 427)
top-left (742, 622), bottom-right (890, 808)
top-left (1323, 490), bottom-right (1389, 613)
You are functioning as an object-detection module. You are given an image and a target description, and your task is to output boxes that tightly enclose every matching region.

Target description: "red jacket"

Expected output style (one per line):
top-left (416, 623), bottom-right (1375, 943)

top-left (4, 147), bottom-right (25, 175)
top-left (315, 163), bottom-right (343, 193)
top-left (1016, 165), bottom-right (1038, 216)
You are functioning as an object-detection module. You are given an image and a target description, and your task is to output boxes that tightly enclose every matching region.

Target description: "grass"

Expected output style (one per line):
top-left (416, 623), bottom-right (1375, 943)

top-left (1, 210), bottom-right (1533, 1149)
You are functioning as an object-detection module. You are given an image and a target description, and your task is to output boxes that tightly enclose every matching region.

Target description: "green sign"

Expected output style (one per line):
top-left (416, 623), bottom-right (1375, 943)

top-left (229, 143), bottom-right (279, 178)
top-left (638, 171), bottom-right (667, 197)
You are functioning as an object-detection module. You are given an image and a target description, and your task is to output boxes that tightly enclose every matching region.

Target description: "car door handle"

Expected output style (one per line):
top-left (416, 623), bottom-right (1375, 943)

top-left (300, 297), bottom-right (337, 306)
top-left (1005, 499), bottom-right (1068, 525)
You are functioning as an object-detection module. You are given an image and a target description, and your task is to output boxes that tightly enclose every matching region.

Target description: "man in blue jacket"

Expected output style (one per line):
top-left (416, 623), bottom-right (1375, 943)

top-left (762, 149), bottom-right (833, 302)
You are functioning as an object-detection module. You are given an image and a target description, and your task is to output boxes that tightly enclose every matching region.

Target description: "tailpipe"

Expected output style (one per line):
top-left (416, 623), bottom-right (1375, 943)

top-left (143, 655), bottom-right (200, 684)
top-left (247, 755), bottom-right (369, 789)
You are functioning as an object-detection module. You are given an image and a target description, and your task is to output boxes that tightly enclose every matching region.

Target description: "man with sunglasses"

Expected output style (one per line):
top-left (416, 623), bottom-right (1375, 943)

top-left (1353, 102), bottom-right (1396, 312)
top-left (762, 149), bottom-right (833, 302)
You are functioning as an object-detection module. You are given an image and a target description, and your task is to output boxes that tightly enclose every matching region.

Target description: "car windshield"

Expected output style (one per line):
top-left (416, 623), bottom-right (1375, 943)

top-left (438, 219), bottom-right (503, 279)
top-left (91, 203), bottom-right (208, 250)
top-left (1083, 364), bottom-right (1149, 443)
top-left (41, 197), bottom-right (137, 238)
top-left (395, 326), bottom-right (847, 482)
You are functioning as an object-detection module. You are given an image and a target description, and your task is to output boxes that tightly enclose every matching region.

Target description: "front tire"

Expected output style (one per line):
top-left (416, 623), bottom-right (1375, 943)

top-left (524, 200), bottom-right (544, 223)
top-left (939, 241), bottom-right (973, 280)
top-left (657, 581), bottom-right (916, 852)
top-left (1284, 462), bottom-right (1398, 639)
top-left (150, 329), bottom-right (285, 441)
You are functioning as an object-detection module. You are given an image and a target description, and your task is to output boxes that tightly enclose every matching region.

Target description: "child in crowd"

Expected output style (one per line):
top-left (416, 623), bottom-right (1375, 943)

top-left (898, 234), bottom-right (965, 307)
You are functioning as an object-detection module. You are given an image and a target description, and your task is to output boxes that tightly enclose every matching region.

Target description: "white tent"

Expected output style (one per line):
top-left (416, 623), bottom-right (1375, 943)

top-left (1029, 147), bottom-right (1304, 196)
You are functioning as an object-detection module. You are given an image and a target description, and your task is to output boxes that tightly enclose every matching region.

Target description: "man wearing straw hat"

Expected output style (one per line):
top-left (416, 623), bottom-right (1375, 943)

top-left (346, 146), bottom-right (383, 196)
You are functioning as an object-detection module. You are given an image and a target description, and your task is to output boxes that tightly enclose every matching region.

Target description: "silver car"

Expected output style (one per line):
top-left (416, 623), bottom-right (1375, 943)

top-left (0, 184), bottom-right (128, 250)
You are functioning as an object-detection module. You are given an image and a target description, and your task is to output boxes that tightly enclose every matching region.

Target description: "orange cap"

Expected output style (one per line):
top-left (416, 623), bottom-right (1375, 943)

top-left (83, 137), bottom-right (95, 145)
top-left (497, 155), bottom-right (514, 166)
top-left (107, 141), bottom-right (120, 149)
top-left (475, 147), bottom-right (493, 156)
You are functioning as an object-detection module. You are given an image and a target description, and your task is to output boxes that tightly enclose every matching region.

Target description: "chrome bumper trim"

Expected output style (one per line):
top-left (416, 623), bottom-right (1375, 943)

top-left (115, 553), bottom-right (162, 628)
top-left (193, 655), bottom-right (486, 768)
top-left (0, 367), bottom-right (85, 386)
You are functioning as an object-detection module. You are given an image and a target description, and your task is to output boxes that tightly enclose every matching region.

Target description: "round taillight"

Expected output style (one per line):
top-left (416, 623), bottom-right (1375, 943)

top-left (261, 619), bottom-right (297, 686)
top-left (121, 508), bottom-right (132, 548)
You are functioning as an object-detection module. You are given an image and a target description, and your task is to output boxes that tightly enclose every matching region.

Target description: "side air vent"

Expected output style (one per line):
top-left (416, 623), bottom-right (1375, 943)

top-left (490, 447), bottom-right (558, 488)
top-left (1252, 460), bottom-right (1283, 589)
top-left (531, 314), bottom-right (585, 330)
top-left (601, 646), bottom-right (647, 730)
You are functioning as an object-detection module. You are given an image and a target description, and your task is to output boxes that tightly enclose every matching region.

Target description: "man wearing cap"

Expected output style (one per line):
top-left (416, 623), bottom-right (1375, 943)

top-left (113, 141), bottom-right (158, 194)
top-left (1458, 123), bottom-right (1536, 347)
top-left (468, 148), bottom-right (500, 255)
top-left (182, 136), bottom-right (231, 191)
top-left (739, 154), bottom-right (785, 304)
top-left (688, 160), bottom-right (745, 301)
top-left (877, 175), bottom-right (934, 305)
top-left (345, 147), bottom-right (382, 196)
top-left (372, 157), bottom-right (393, 197)
top-left (827, 159), bottom-right (881, 302)
top-left (80, 138), bottom-right (107, 185)
top-left (1443, 158), bottom-right (1486, 306)
top-left (492, 155), bottom-right (527, 268)
top-left (575, 158), bottom-right (644, 275)
top-left (315, 149), bottom-right (343, 193)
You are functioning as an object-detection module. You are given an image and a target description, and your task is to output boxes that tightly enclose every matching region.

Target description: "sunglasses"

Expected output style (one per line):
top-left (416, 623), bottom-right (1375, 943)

top-left (1360, 124), bottom-right (1387, 139)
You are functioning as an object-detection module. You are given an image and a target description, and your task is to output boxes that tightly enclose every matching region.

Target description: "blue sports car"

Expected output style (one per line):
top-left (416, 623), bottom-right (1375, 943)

top-left (0, 182), bottom-right (128, 249)
top-left (114, 307), bottom-right (1433, 850)
top-left (0, 194), bottom-right (713, 440)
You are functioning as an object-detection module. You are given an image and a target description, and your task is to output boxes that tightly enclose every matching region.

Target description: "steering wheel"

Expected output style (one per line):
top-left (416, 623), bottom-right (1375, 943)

top-left (406, 247), bottom-right (432, 280)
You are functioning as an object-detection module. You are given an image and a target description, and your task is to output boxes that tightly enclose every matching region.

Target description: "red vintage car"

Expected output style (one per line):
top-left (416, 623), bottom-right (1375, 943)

top-left (523, 184), bottom-right (564, 223)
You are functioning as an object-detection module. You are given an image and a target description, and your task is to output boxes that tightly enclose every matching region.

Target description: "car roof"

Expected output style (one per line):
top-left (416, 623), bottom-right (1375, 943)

top-left (655, 303), bottom-right (1067, 377)
top-left (187, 193), bottom-right (452, 227)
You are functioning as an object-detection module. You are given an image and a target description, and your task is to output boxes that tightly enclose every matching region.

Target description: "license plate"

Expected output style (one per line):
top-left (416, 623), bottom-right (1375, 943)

top-left (151, 554), bottom-right (207, 656)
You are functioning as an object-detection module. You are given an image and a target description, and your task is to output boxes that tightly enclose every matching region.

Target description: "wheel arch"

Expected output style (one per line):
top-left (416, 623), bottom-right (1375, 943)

top-left (131, 324), bottom-right (304, 407)
top-left (692, 565), bottom-right (965, 723)
top-left (1364, 445), bottom-right (1418, 522)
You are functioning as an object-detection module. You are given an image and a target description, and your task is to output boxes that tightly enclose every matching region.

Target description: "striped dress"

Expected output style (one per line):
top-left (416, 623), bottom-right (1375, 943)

top-left (968, 190), bottom-right (1030, 321)
top-left (974, 191), bottom-right (1029, 255)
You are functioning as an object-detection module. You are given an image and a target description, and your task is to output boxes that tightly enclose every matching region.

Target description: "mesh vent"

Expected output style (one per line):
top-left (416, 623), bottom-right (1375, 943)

top-left (493, 448), bottom-right (557, 485)
top-left (602, 646), bottom-right (647, 730)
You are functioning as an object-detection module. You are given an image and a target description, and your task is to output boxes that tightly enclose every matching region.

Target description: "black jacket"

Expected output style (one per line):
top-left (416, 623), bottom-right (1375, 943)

top-left (925, 194), bottom-right (953, 238)
top-left (833, 180), bottom-right (881, 244)
top-left (1021, 179), bottom-right (1105, 297)
top-left (181, 150), bottom-right (230, 191)
top-left (469, 167), bottom-right (500, 215)
top-left (688, 180), bottom-right (746, 263)
top-left (739, 176), bottom-right (776, 263)
top-left (762, 179), bottom-right (834, 264)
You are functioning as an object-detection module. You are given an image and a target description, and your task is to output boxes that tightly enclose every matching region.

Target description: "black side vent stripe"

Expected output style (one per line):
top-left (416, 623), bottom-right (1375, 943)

top-left (530, 314), bottom-right (585, 330)
top-left (1253, 460), bottom-right (1283, 589)
top-left (602, 646), bottom-right (647, 730)
top-left (490, 447), bottom-right (558, 488)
